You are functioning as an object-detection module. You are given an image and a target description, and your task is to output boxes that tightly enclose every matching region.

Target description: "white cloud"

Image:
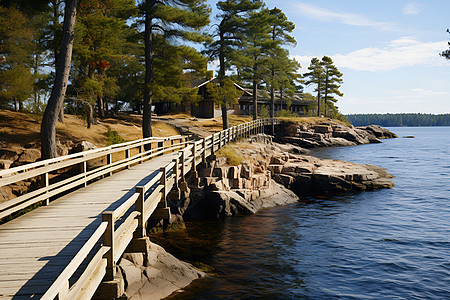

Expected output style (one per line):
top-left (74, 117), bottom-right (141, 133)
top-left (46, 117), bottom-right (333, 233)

top-left (393, 88), bottom-right (448, 99)
top-left (403, 2), bottom-right (421, 15)
top-left (292, 2), bottom-right (397, 31)
top-left (292, 38), bottom-right (449, 72)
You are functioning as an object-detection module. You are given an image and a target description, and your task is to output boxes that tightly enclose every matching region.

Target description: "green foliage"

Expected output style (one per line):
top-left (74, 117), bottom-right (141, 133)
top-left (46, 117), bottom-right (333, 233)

top-left (346, 113), bottom-right (450, 127)
top-left (441, 29), bottom-right (450, 60)
top-left (216, 145), bottom-right (243, 166)
top-left (206, 77), bottom-right (243, 106)
top-left (276, 109), bottom-right (299, 118)
top-left (304, 56), bottom-right (343, 117)
top-left (105, 128), bottom-right (125, 145)
top-left (259, 105), bottom-right (269, 118)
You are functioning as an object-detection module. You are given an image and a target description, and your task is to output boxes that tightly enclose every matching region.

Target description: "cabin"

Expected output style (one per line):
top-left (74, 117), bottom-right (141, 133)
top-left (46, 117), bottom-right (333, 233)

top-left (154, 76), bottom-right (315, 118)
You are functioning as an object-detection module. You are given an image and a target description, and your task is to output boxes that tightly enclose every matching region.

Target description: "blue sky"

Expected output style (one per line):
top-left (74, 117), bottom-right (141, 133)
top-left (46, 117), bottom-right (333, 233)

top-left (206, 0), bottom-right (450, 114)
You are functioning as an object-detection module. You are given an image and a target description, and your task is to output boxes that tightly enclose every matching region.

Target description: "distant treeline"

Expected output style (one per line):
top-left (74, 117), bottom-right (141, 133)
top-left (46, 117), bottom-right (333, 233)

top-left (346, 113), bottom-right (450, 127)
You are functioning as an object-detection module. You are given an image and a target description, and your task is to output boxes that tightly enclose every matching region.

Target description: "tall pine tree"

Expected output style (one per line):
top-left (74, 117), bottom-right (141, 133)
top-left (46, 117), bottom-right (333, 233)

top-left (138, 0), bottom-right (210, 138)
top-left (204, 0), bottom-right (263, 129)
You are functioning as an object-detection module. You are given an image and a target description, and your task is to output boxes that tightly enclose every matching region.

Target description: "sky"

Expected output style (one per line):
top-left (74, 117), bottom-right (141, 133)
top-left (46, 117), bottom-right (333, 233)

top-left (205, 0), bottom-right (450, 114)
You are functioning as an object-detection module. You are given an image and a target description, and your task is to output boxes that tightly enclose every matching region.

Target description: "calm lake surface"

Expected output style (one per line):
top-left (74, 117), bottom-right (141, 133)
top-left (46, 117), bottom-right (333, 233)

top-left (153, 127), bottom-right (450, 299)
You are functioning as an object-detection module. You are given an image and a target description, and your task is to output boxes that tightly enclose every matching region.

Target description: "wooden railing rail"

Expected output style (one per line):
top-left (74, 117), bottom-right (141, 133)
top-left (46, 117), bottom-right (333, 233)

top-left (39, 118), bottom-right (279, 299)
top-left (0, 135), bottom-right (187, 220)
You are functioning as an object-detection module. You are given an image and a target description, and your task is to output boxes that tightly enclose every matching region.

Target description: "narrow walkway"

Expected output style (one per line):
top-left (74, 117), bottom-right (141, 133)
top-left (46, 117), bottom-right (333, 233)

top-left (0, 152), bottom-right (178, 299)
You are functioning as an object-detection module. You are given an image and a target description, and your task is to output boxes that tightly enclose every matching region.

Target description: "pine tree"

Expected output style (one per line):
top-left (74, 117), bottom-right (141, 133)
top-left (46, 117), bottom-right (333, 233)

top-left (204, 0), bottom-right (263, 129)
top-left (441, 29), bottom-right (450, 60)
top-left (321, 56), bottom-right (343, 118)
top-left (304, 57), bottom-right (325, 116)
top-left (138, 0), bottom-right (210, 138)
top-left (236, 7), bottom-right (271, 121)
top-left (262, 7), bottom-right (298, 127)
top-left (41, 0), bottom-right (78, 159)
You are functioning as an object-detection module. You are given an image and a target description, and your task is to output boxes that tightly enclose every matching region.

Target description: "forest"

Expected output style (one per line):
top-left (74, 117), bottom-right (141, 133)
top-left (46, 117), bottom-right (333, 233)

top-left (0, 0), bottom-right (348, 159)
top-left (346, 113), bottom-right (450, 127)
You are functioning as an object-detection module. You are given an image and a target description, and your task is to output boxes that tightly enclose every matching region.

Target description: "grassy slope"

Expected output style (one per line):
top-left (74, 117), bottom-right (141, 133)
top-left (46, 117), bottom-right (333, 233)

top-left (0, 110), bottom-right (179, 151)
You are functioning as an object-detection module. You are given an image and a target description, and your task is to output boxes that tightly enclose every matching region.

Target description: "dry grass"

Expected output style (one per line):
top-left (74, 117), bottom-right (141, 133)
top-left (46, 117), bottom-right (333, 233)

top-left (215, 144), bottom-right (244, 166)
top-left (192, 115), bottom-right (252, 133)
top-left (0, 109), bottom-right (179, 150)
top-left (279, 116), bottom-right (350, 127)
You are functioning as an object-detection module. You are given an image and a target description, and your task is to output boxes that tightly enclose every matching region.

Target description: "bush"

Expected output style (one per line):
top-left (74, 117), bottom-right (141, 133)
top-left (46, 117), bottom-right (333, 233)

top-left (216, 145), bottom-right (243, 166)
top-left (105, 129), bottom-right (125, 145)
top-left (275, 109), bottom-right (299, 118)
top-left (259, 105), bottom-right (269, 118)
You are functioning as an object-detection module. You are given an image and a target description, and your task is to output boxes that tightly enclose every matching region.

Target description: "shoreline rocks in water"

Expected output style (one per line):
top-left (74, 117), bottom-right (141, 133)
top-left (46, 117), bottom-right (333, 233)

top-left (277, 120), bottom-right (397, 148)
top-left (175, 139), bottom-right (394, 221)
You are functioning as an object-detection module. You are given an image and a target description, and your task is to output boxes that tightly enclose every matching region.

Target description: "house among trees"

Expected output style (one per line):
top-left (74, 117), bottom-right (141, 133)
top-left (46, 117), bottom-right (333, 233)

top-left (154, 77), bottom-right (315, 118)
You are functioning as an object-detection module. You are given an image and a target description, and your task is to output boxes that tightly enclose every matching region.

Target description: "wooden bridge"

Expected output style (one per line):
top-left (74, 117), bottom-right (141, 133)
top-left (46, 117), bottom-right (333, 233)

top-left (0, 119), bottom-right (278, 299)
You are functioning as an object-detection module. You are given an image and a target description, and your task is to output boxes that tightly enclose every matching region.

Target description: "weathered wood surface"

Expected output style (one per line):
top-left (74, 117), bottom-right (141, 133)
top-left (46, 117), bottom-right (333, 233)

top-left (0, 152), bottom-right (178, 299)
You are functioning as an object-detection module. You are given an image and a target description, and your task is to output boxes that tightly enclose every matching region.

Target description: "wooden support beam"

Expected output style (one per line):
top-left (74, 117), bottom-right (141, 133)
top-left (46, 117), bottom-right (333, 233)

top-left (102, 211), bottom-right (115, 281)
top-left (41, 172), bottom-right (49, 206)
top-left (135, 186), bottom-right (145, 239)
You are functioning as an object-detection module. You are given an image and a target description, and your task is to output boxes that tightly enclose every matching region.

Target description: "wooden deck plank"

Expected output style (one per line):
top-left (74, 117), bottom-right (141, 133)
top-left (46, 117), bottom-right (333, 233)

top-left (0, 152), bottom-right (178, 298)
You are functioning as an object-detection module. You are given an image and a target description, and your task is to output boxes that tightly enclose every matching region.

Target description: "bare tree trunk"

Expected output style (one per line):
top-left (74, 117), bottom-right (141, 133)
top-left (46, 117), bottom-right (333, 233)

top-left (86, 102), bottom-right (93, 128)
top-left (41, 0), bottom-right (78, 159)
top-left (97, 95), bottom-right (105, 119)
top-left (270, 86), bottom-right (275, 135)
top-left (142, 6), bottom-right (153, 138)
top-left (58, 105), bottom-right (64, 122)
top-left (13, 96), bottom-right (17, 111)
top-left (252, 79), bottom-right (257, 121)
top-left (324, 70), bottom-right (329, 118)
top-left (221, 104), bottom-right (228, 130)
top-left (317, 81), bottom-right (321, 117)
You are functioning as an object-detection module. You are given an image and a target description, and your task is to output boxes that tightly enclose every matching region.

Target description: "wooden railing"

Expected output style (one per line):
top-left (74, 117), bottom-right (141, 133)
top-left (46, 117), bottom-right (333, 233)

top-left (0, 135), bottom-right (187, 220)
top-left (5, 118), bottom-right (279, 299)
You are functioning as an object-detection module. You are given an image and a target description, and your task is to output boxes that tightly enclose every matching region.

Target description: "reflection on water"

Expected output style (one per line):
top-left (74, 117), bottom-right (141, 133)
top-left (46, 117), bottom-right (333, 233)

top-left (152, 127), bottom-right (450, 299)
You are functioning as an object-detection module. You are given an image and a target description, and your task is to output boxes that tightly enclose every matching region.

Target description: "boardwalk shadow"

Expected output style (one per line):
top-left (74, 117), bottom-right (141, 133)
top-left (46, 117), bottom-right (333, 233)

top-left (11, 168), bottom-right (161, 299)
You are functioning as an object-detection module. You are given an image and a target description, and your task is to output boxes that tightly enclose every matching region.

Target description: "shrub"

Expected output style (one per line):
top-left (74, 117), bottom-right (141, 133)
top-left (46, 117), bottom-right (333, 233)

top-left (216, 145), bottom-right (243, 166)
top-left (105, 129), bottom-right (125, 145)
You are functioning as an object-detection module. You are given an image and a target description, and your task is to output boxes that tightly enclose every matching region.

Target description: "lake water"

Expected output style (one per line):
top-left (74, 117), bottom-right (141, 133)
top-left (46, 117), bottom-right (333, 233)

top-left (153, 127), bottom-right (450, 299)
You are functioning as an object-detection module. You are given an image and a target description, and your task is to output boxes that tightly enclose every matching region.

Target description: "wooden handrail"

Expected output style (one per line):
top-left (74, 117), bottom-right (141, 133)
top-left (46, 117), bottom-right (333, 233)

top-left (35, 118), bottom-right (278, 299)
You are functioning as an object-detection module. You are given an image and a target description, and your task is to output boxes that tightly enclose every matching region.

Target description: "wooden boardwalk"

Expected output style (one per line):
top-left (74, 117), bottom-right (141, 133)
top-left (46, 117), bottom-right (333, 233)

top-left (0, 152), bottom-right (178, 299)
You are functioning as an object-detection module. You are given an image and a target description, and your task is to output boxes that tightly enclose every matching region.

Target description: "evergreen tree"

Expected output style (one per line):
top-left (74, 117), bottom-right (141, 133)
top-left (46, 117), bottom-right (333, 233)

top-left (321, 56), bottom-right (343, 118)
top-left (236, 7), bottom-right (270, 121)
top-left (204, 0), bottom-right (263, 129)
top-left (137, 0), bottom-right (210, 138)
top-left (41, 0), bottom-right (78, 159)
top-left (72, 0), bottom-right (135, 126)
top-left (206, 77), bottom-right (243, 118)
top-left (304, 57), bottom-right (324, 116)
top-left (0, 6), bottom-right (35, 111)
top-left (262, 7), bottom-right (298, 127)
top-left (441, 29), bottom-right (450, 60)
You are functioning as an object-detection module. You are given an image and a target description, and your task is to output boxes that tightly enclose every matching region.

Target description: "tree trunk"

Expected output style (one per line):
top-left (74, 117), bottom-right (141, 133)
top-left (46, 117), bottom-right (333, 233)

top-left (221, 104), bottom-right (228, 130)
top-left (41, 0), bottom-right (78, 159)
top-left (97, 95), bottom-right (105, 119)
top-left (218, 27), bottom-right (228, 130)
top-left (270, 86), bottom-right (275, 135)
top-left (13, 96), bottom-right (17, 111)
top-left (324, 70), bottom-right (329, 118)
top-left (58, 105), bottom-right (64, 122)
top-left (142, 6), bottom-right (153, 138)
top-left (317, 81), bottom-right (321, 117)
top-left (252, 79), bottom-right (257, 121)
top-left (86, 102), bottom-right (93, 128)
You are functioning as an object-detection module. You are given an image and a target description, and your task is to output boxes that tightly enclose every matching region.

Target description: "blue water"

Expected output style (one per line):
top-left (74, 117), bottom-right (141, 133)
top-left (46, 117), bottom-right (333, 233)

top-left (157, 127), bottom-right (450, 299)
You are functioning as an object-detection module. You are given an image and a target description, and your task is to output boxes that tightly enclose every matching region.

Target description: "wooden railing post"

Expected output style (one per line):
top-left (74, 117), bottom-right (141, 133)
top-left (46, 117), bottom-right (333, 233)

top-left (41, 171), bottom-right (49, 206)
top-left (219, 131), bottom-right (222, 149)
top-left (107, 153), bottom-right (112, 176)
top-left (135, 186), bottom-right (145, 238)
top-left (180, 150), bottom-right (185, 181)
top-left (160, 166), bottom-right (167, 203)
top-left (202, 138), bottom-right (207, 163)
top-left (227, 128), bottom-right (231, 143)
top-left (125, 148), bottom-right (130, 169)
top-left (191, 142), bottom-right (197, 178)
top-left (80, 161), bottom-right (87, 187)
top-left (102, 211), bottom-right (115, 280)
top-left (172, 158), bottom-right (179, 191)
top-left (139, 143), bottom-right (144, 164)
